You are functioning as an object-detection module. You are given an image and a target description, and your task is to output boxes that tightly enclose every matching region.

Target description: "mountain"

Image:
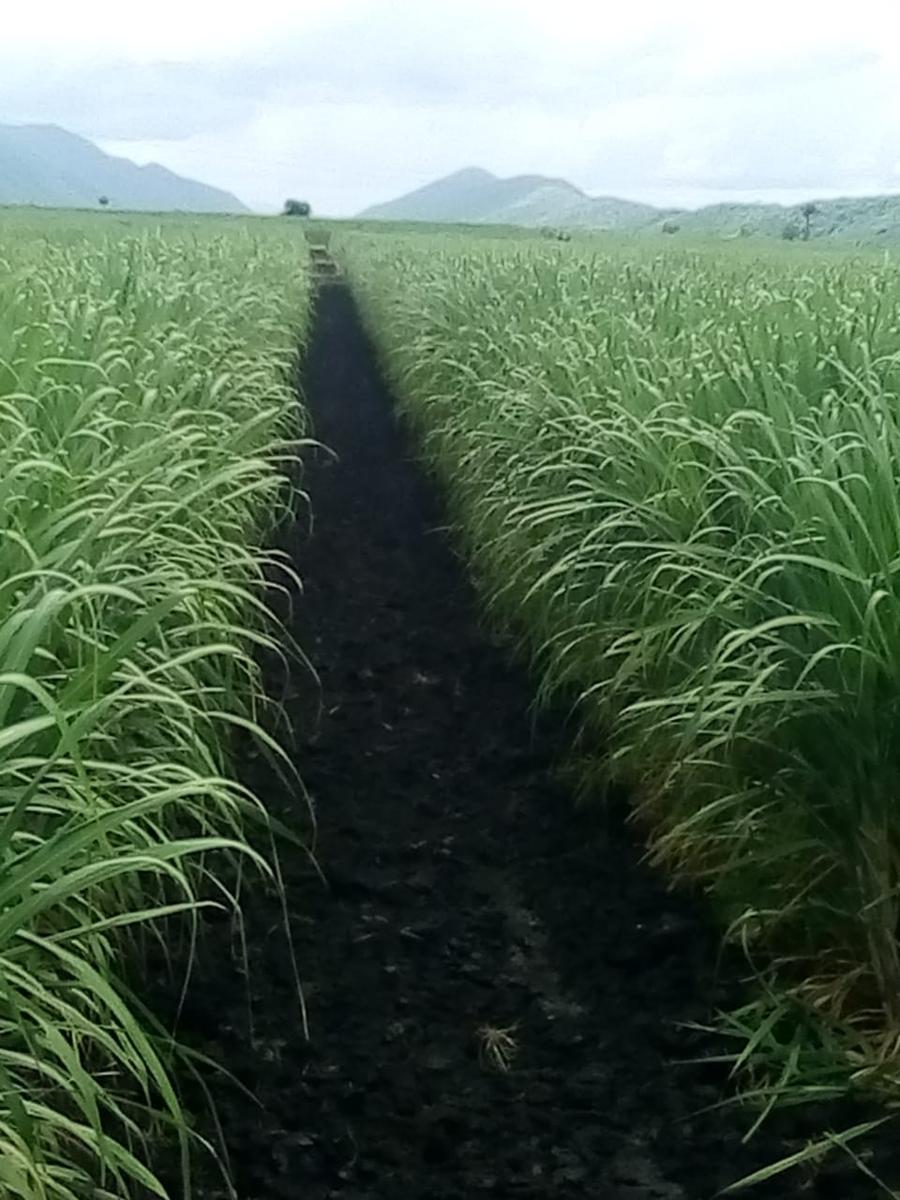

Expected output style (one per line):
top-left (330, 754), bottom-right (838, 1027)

top-left (0, 124), bottom-right (249, 214)
top-left (672, 194), bottom-right (900, 241)
top-left (360, 168), bottom-right (667, 230)
top-left (359, 168), bottom-right (900, 241)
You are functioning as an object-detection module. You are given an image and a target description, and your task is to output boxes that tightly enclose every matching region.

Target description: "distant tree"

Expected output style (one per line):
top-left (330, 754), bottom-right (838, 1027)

top-left (98, 195), bottom-right (110, 208)
top-left (556, 229), bottom-right (571, 241)
top-left (661, 219), bottom-right (680, 234)
top-left (283, 199), bottom-right (311, 217)
top-left (801, 201), bottom-right (817, 241)
top-left (782, 220), bottom-right (801, 241)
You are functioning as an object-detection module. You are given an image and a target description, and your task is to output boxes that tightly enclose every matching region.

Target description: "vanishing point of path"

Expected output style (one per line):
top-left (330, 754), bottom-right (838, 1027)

top-left (161, 281), bottom-right (880, 1200)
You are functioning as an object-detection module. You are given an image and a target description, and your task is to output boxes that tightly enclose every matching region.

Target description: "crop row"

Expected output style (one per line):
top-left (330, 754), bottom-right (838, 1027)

top-left (0, 214), bottom-right (309, 1199)
top-left (342, 231), bottom-right (900, 1101)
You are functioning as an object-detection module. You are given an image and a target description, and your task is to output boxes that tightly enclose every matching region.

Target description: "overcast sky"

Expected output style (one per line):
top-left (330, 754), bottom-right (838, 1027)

top-left (3, 0), bottom-right (900, 215)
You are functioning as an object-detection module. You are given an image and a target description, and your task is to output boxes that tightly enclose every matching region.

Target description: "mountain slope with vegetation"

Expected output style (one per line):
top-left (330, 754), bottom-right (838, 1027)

top-left (0, 123), bottom-right (249, 213)
top-left (360, 167), bottom-right (668, 230)
top-left (360, 167), bottom-right (900, 241)
top-left (673, 193), bottom-right (900, 240)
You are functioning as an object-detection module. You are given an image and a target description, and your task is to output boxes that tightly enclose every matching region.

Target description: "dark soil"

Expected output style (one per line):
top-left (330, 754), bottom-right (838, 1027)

top-left (156, 282), bottom-right (898, 1200)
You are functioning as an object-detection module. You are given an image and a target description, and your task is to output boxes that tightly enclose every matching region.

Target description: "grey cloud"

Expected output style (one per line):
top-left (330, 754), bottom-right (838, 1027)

top-left (667, 72), bottom-right (892, 191)
top-left (0, 11), bottom-right (684, 142)
top-left (0, 61), bottom-right (261, 140)
top-left (2, 5), bottom-right (899, 213)
top-left (672, 46), bottom-right (880, 99)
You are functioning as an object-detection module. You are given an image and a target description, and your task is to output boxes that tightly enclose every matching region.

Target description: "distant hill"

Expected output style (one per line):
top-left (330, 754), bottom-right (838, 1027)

top-left (359, 168), bottom-right (900, 241)
top-left (0, 124), bottom-right (249, 214)
top-left (673, 195), bottom-right (900, 241)
top-left (360, 168), bottom-right (668, 230)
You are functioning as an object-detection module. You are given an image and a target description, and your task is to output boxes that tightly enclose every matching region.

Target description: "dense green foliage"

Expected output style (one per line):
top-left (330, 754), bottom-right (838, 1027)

top-left (0, 211), bottom-right (309, 1198)
top-left (340, 231), bottom-right (900, 1082)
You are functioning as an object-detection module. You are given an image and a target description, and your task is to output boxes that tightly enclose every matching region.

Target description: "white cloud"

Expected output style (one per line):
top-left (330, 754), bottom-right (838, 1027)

top-left (3, 0), bottom-right (335, 60)
top-left (5, 0), bottom-right (900, 214)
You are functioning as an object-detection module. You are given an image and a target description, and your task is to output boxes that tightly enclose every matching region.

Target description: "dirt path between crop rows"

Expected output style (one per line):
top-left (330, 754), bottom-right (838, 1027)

top-left (155, 282), bottom-right (889, 1200)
